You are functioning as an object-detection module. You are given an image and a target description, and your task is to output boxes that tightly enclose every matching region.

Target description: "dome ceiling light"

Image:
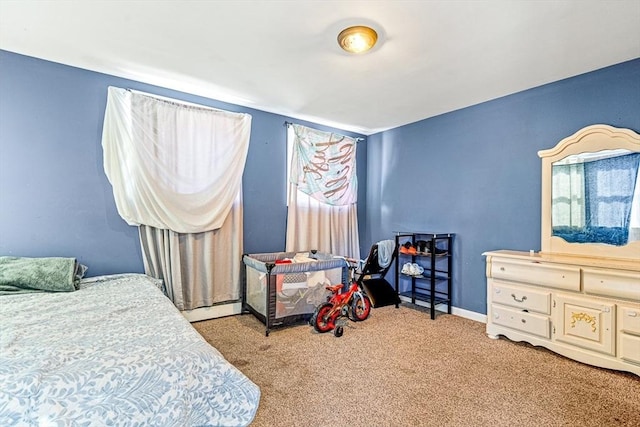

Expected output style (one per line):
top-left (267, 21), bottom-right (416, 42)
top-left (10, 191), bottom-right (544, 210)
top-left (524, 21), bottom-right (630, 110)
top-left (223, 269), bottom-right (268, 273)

top-left (337, 25), bottom-right (378, 54)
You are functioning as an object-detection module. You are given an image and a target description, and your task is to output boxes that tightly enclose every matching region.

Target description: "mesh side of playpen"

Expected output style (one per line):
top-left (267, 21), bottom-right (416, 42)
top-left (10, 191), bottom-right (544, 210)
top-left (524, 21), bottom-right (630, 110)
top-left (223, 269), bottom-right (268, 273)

top-left (274, 268), bottom-right (342, 318)
top-left (245, 265), bottom-right (267, 317)
top-left (243, 252), bottom-right (346, 320)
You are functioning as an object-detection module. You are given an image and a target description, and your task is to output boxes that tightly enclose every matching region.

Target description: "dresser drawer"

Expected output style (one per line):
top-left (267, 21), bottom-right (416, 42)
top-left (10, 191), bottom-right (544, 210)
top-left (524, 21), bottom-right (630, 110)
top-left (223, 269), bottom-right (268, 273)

top-left (491, 259), bottom-right (580, 291)
top-left (620, 334), bottom-right (640, 364)
top-left (583, 268), bottom-right (640, 301)
top-left (554, 294), bottom-right (615, 356)
top-left (491, 281), bottom-right (551, 314)
top-left (619, 305), bottom-right (640, 335)
top-left (491, 305), bottom-right (550, 338)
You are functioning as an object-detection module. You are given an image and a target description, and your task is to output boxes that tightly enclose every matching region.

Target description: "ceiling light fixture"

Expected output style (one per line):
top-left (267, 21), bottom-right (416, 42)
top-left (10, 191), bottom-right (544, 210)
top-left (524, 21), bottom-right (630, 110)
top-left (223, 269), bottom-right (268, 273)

top-left (337, 25), bottom-right (378, 54)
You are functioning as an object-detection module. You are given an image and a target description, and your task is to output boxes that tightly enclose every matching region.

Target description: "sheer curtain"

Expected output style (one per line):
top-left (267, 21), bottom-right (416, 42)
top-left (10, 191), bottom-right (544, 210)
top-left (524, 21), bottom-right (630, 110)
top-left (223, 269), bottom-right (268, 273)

top-left (285, 124), bottom-right (360, 258)
top-left (102, 87), bottom-right (251, 309)
top-left (552, 163), bottom-right (585, 228)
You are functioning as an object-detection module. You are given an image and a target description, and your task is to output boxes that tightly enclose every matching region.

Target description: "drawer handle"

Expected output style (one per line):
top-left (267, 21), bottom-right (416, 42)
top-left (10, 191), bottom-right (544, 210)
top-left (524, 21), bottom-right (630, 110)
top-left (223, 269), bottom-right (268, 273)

top-left (500, 267), bottom-right (505, 271)
top-left (511, 293), bottom-right (527, 303)
top-left (628, 312), bottom-right (638, 317)
top-left (521, 319), bottom-right (526, 323)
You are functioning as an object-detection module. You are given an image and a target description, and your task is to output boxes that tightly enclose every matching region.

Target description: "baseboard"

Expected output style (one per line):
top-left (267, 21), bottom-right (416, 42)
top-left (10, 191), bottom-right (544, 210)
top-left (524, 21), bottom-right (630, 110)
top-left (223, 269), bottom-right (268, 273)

top-left (183, 298), bottom-right (487, 324)
top-left (182, 302), bottom-right (242, 323)
top-left (398, 295), bottom-right (487, 323)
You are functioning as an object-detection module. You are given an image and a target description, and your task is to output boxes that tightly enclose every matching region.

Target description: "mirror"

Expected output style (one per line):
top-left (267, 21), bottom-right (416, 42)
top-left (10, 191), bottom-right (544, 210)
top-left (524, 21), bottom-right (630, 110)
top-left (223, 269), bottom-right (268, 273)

top-left (539, 124), bottom-right (640, 260)
top-left (551, 149), bottom-right (640, 246)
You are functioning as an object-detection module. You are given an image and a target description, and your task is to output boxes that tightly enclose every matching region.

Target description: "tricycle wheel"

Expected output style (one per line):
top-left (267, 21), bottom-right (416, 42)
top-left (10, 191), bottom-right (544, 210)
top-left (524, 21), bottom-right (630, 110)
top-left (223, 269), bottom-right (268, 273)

top-left (311, 303), bottom-right (334, 333)
top-left (334, 326), bottom-right (344, 337)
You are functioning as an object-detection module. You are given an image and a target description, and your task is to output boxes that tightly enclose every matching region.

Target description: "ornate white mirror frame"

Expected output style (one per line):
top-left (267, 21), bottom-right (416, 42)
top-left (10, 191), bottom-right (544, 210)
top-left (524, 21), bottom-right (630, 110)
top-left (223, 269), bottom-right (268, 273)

top-left (538, 124), bottom-right (640, 261)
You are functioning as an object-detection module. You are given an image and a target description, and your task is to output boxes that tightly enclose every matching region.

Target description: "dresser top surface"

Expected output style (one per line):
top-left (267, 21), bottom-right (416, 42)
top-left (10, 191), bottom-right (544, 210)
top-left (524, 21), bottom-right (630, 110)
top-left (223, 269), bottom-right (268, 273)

top-left (483, 250), bottom-right (640, 273)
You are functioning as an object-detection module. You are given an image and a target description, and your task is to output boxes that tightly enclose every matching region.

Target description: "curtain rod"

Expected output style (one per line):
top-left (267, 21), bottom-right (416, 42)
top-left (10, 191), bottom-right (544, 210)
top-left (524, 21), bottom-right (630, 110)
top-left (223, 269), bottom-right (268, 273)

top-left (284, 121), bottom-right (364, 142)
top-left (126, 88), bottom-right (221, 112)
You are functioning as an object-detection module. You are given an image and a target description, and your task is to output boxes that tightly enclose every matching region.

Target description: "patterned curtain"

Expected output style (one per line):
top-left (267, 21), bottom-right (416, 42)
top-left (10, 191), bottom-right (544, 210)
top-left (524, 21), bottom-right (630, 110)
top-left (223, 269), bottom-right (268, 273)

top-left (289, 123), bottom-right (357, 206)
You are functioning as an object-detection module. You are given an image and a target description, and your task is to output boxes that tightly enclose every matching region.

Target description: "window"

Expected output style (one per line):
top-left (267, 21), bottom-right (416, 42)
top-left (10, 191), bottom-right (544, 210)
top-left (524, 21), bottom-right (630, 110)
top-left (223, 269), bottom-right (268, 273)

top-left (285, 123), bottom-right (360, 257)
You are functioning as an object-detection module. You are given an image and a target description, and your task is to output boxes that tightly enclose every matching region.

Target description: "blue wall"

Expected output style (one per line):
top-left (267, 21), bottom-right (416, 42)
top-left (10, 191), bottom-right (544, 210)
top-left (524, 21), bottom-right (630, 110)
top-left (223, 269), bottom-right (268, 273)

top-left (0, 50), bottom-right (367, 276)
top-left (365, 58), bottom-right (640, 314)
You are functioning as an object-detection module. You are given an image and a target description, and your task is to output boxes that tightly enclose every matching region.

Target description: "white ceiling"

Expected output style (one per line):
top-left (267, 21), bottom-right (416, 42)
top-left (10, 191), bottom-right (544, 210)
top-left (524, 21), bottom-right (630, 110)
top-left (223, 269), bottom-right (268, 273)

top-left (1, 1), bottom-right (638, 135)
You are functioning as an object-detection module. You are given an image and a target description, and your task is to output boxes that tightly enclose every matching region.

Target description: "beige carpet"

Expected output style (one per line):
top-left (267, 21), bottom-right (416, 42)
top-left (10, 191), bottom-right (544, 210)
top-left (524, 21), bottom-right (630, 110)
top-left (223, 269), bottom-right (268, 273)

top-left (193, 304), bottom-right (640, 427)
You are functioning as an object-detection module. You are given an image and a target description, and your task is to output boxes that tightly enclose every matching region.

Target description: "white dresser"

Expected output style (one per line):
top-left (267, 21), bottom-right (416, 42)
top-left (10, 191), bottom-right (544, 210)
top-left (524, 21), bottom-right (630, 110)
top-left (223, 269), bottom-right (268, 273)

top-left (484, 250), bottom-right (640, 375)
top-left (484, 125), bottom-right (640, 375)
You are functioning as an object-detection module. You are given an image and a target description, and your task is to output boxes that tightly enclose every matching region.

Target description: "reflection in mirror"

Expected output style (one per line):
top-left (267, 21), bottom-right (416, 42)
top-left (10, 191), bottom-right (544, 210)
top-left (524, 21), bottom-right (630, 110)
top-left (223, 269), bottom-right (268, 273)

top-left (552, 149), bottom-right (640, 246)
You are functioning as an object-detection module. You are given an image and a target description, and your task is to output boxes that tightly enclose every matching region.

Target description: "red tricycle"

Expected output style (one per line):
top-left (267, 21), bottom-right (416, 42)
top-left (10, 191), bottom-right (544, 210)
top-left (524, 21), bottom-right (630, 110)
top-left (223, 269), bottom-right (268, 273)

top-left (310, 258), bottom-right (372, 337)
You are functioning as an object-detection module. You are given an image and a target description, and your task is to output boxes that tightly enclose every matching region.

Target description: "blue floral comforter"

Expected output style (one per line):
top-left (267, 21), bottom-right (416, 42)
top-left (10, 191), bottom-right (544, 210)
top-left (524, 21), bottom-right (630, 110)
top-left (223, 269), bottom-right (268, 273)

top-left (0, 274), bottom-right (260, 426)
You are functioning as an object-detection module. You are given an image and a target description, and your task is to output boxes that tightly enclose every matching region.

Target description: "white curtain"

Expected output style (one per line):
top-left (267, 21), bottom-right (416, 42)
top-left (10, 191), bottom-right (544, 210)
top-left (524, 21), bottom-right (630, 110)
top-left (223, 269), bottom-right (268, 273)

top-left (101, 87), bottom-right (251, 309)
top-left (552, 163), bottom-right (585, 228)
top-left (285, 124), bottom-right (360, 258)
top-left (102, 87), bottom-right (251, 233)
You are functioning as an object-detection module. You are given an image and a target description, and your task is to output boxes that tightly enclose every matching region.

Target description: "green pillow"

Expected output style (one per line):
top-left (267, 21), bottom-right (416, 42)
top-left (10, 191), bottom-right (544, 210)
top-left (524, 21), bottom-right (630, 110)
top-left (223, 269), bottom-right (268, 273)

top-left (0, 256), bottom-right (79, 294)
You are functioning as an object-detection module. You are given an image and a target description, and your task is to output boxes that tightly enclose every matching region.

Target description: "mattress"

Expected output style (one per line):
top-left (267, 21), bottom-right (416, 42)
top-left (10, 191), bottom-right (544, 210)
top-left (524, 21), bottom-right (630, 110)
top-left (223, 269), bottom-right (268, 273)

top-left (0, 273), bottom-right (259, 426)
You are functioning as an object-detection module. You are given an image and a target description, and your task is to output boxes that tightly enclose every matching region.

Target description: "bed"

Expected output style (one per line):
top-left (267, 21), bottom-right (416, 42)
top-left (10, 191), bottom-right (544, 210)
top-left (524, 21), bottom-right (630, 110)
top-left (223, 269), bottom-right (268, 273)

top-left (0, 268), bottom-right (260, 426)
top-left (242, 251), bottom-right (347, 335)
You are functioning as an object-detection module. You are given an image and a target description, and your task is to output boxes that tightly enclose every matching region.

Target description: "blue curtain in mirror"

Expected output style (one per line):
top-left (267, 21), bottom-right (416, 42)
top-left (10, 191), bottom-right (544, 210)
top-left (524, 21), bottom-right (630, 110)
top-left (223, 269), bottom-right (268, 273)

top-left (553, 152), bottom-right (640, 246)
